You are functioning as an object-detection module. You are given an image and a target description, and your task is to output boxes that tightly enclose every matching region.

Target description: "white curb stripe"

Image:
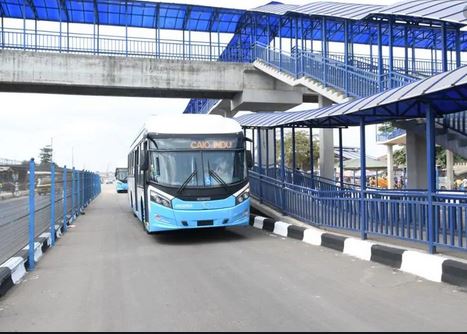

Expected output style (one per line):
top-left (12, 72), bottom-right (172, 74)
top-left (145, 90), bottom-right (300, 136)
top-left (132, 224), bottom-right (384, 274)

top-left (273, 222), bottom-right (291, 237)
top-left (0, 257), bottom-right (27, 284)
top-left (401, 251), bottom-right (446, 283)
top-left (303, 228), bottom-right (324, 246)
top-left (23, 242), bottom-right (43, 262)
top-left (253, 216), bottom-right (266, 229)
top-left (343, 238), bottom-right (375, 261)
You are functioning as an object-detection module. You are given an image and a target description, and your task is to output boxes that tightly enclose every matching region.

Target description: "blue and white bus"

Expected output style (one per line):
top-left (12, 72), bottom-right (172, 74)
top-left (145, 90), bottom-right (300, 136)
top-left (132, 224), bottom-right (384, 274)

top-left (127, 115), bottom-right (252, 233)
top-left (115, 168), bottom-right (128, 193)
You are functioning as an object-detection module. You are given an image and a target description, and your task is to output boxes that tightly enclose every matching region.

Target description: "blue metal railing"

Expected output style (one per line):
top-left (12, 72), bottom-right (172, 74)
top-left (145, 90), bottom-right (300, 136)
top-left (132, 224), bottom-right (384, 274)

top-left (0, 28), bottom-right (245, 62)
top-left (250, 170), bottom-right (467, 253)
top-left (376, 127), bottom-right (407, 143)
top-left (253, 43), bottom-right (418, 99)
top-left (442, 111), bottom-right (467, 137)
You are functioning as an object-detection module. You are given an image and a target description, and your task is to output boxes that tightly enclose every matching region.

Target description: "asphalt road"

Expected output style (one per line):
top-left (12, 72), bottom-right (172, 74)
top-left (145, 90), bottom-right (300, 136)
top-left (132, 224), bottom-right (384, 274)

top-left (0, 185), bottom-right (466, 332)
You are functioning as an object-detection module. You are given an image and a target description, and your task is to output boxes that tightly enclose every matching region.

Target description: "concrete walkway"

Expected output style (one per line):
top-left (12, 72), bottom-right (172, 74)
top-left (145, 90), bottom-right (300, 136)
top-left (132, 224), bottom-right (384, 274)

top-left (0, 185), bottom-right (466, 331)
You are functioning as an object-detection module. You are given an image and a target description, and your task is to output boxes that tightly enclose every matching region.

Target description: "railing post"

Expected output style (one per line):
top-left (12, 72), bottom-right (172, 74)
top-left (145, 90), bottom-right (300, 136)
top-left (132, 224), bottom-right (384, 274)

top-left (426, 104), bottom-right (437, 254)
top-left (63, 166), bottom-right (68, 233)
top-left (50, 163), bottom-right (56, 247)
top-left (292, 127), bottom-right (296, 184)
top-left (360, 119), bottom-right (367, 240)
top-left (28, 158), bottom-right (36, 271)
top-left (322, 17), bottom-right (328, 85)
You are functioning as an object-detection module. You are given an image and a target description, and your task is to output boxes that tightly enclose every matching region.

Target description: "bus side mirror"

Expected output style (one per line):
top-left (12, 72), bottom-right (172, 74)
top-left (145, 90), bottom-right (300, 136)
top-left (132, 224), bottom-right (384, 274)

top-left (246, 150), bottom-right (253, 169)
top-left (140, 152), bottom-right (149, 171)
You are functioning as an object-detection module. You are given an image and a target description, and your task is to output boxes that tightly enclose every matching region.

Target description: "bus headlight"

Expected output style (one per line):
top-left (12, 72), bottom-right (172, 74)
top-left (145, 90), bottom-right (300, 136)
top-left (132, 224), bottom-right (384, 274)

top-left (235, 188), bottom-right (250, 205)
top-left (150, 191), bottom-right (172, 208)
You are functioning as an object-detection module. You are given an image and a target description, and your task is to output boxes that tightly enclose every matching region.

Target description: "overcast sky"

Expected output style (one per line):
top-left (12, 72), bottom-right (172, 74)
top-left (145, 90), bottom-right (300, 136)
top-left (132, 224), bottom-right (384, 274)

top-left (0, 0), bottom-right (400, 172)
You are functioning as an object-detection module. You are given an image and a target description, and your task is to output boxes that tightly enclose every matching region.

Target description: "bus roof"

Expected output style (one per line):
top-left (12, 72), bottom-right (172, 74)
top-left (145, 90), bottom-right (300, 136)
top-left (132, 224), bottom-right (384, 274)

top-left (130, 115), bottom-right (243, 149)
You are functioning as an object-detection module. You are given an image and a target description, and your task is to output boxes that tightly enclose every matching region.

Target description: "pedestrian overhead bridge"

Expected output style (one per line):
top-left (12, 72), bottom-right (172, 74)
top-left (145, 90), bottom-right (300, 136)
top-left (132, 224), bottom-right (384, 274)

top-left (1, 0), bottom-right (467, 112)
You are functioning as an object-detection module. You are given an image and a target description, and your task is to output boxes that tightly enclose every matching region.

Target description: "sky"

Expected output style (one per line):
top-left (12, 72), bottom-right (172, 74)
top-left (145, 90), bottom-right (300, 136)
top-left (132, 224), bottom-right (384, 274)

top-left (0, 0), bottom-right (400, 172)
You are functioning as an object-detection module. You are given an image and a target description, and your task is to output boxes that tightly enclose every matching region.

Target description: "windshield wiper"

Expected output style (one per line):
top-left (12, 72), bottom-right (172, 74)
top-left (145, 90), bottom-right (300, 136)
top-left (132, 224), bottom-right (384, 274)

top-left (208, 169), bottom-right (229, 192)
top-left (177, 170), bottom-right (198, 194)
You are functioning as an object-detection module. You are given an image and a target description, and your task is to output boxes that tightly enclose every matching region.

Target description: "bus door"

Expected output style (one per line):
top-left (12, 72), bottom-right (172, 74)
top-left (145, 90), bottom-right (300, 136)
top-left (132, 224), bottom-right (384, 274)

top-left (134, 147), bottom-right (139, 214)
top-left (143, 141), bottom-right (149, 222)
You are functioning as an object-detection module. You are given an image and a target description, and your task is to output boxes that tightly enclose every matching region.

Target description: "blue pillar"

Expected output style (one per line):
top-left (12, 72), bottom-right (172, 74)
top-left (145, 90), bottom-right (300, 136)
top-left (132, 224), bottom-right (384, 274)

top-left (456, 28), bottom-right (461, 68)
top-left (280, 127), bottom-right (286, 212)
top-left (292, 128), bottom-right (297, 175)
top-left (28, 159), bottom-right (35, 271)
top-left (344, 19), bottom-right (349, 95)
top-left (50, 163), bottom-right (56, 247)
top-left (404, 26), bottom-right (409, 75)
top-left (258, 129), bottom-right (263, 203)
top-left (273, 128), bottom-right (277, 178)
top-left (322, 17), bottom-right (328, 84)
top-left (252, 129), bottom-right (255, 167)
top-left (441, 23), bottom-right (448, 72)
top-left (360, 119), bottom-right (367, 240)
top-left (63, 166), bottom-right (68, 233)
top-left (279, 17), bottom-right (282, 69)
top-left (265, 129), bottom-right (269, 177)
top-left (377, 22), bottom-right (384, 92)
top-left (388, 20), bottom-right (394, 88)
top-left (339, 128), bottom-right (344, 188)
top-left (426, 104), bottom-right (437, 254)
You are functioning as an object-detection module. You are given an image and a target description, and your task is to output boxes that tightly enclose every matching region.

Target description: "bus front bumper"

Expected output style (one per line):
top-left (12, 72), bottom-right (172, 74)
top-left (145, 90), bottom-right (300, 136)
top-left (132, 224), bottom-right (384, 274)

top-left (147, 199), bottom-right (250, 232)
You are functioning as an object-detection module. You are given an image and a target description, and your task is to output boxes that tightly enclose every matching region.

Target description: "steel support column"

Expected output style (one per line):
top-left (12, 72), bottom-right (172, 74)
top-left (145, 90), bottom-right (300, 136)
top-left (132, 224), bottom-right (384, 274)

top-left (426, 105), bottom-right (436, 254)
top-left (280, 127), bottom-right (286, 213)
top-left (265, 129), bottom-right (270, 176)
top-left (441, 23), bottom-right (448, 72)
top-left (344, 20), bottom-right (349, 95)
top-left (258, 129), bottom-right (263, 203)
top-left (292, 127), bottom-right (296, 183)
top-left (360, 119), bottom-right (367, 240)
top-left (339, 128), bottom-right (344, 188)
top-left (456, 28), bottom-right (461, 68)
top-left (377, 21), bottom-right (383, 92)
top-left (322, 17), bottom-right (328, 85)
top-left (404, 26), bottom-right (409, 75)
top-left (388, 20), bottom-right (394, 88)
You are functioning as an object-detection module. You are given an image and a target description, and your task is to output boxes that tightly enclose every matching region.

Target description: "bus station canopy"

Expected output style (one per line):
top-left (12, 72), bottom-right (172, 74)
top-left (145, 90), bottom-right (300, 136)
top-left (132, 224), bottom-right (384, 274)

top-left (236, 65), bottom-right (467, 129)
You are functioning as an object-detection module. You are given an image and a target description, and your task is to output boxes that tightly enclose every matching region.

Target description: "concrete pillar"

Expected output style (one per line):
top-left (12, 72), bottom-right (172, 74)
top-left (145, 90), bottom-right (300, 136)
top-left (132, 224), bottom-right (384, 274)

top-left (318, 96), bottom-right (334, 180)
top-left (446, 149), bottom-right (454, 190)
top-left (255, 129), bottom-right (275, 169)
top-left (387, 144), bottom-right (394, 189)
top-left (406, 130), bottom-right (427, 189)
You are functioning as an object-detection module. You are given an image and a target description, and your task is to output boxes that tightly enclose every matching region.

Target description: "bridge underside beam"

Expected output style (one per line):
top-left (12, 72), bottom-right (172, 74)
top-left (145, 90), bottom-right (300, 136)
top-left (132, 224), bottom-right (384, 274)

top-left (0, 50), bottom-right (315, 104)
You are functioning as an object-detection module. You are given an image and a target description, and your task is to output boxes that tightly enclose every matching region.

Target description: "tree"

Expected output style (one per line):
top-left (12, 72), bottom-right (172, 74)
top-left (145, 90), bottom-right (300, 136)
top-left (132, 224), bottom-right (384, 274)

top-left (276, 130), bottom-right (319, 172)
top-left (39, 145), bottom-right (53, 165)
top-left (392, 146), bottom-right (466, 169)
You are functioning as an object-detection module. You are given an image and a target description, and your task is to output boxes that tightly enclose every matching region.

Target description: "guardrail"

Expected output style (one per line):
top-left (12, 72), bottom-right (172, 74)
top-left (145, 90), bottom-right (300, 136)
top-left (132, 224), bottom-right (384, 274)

top-left (250, 170), bottom-right (467, 254)
top-left (0, 159), bottom-right (101, 270)
top-left (376, 127), bottom-right (407, 143)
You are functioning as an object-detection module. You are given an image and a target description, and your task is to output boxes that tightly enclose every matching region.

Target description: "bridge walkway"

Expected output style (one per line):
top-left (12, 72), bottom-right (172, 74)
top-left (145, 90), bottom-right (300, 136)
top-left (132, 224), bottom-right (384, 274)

top-left (0, 185), bottom-right (466, 331)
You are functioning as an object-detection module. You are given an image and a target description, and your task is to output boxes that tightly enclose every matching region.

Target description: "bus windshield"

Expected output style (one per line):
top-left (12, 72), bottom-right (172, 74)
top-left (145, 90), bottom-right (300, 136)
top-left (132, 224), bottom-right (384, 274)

top-left (116, 169), bottom-right (128, 182)
top-left (149, 150), bottom-right (247, 188)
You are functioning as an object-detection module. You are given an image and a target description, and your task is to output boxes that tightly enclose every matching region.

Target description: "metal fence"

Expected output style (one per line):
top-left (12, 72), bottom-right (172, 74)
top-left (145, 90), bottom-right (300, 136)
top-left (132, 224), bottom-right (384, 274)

top-left (250, 170), bottom-right (467, 254)
top-left (0, 159), bottom-right (101, 269)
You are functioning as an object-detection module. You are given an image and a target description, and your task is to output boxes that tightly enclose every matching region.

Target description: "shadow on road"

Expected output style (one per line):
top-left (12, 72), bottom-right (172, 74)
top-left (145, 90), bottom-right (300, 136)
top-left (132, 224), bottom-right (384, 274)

top-left (149, 226), bottom-right (252, 246)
